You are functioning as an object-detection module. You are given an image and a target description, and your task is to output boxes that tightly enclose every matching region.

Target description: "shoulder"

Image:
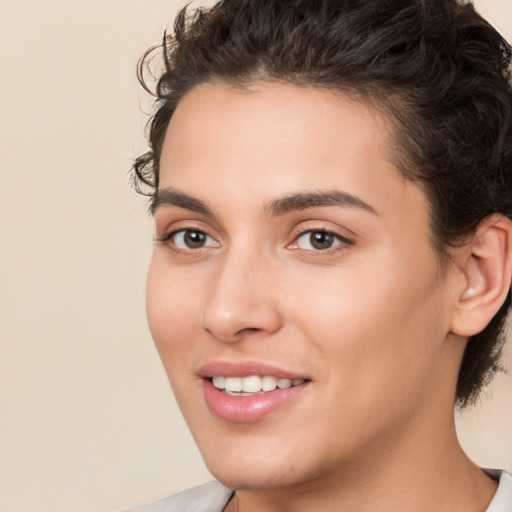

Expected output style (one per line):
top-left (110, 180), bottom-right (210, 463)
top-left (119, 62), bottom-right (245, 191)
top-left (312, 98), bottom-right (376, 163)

top-left (122, 481), bottom-right (233, 512)
top-left (486, 470), bottom-right (512, 512)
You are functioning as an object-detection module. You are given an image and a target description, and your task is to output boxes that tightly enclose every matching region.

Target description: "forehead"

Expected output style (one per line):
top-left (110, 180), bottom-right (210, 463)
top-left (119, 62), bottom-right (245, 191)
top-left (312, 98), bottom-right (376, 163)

top-left (159, 81), bottom-right (429, 233)
top-left (163, 81), bottom-right (393, 173)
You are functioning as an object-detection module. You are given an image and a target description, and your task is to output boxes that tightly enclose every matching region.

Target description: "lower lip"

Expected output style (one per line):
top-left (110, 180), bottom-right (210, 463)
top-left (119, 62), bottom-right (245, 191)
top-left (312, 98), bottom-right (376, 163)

top-left (203, 379), bottom-right (309, 423)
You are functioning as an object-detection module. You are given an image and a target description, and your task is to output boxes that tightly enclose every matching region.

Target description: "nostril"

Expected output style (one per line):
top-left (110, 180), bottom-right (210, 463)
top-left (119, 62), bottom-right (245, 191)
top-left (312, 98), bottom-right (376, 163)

top-left (236, 327), bottom-right (263, 337)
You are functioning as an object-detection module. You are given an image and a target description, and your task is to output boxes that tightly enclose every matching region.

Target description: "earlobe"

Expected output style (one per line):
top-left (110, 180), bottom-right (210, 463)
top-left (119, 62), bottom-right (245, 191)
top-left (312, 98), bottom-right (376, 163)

top-left (450, 215), bottom-right (512, 337)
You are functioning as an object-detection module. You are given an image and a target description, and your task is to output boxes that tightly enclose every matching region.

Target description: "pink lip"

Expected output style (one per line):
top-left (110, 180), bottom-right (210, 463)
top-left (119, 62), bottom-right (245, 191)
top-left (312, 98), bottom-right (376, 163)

top-left (199, 360), bottom-right (311, 424)
top-left (198, 360), bottom-right (309, 380)
top-left (203, 380), bottom-right (309, 423)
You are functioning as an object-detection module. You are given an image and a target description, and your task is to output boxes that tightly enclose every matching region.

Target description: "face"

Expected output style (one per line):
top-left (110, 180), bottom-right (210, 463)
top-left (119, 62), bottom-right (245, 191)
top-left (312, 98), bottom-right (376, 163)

top-left (146, 82), bottom-right (462, 491)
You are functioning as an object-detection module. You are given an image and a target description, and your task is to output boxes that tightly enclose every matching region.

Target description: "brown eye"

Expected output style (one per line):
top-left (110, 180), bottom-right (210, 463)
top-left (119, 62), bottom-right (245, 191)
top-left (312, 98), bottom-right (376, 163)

top-left (295, 230), bottom-right (347, 251)
top-left (171, 229), bottom-right (219, 249)
top-left (184, 230), bottom-right (206, 248)
top-left (310, 231), bottom-right (334, 250)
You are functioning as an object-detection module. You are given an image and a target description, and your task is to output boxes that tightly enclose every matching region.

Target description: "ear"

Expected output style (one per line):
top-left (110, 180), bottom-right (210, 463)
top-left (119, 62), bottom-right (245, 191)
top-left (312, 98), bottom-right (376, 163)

top-left (450, 214), bottom-right (512, 337)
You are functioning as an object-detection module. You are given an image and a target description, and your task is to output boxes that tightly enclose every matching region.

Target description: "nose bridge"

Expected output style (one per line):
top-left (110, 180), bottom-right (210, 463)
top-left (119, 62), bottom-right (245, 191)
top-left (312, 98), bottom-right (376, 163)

top-left (201, 241), bottom-right (280, 342)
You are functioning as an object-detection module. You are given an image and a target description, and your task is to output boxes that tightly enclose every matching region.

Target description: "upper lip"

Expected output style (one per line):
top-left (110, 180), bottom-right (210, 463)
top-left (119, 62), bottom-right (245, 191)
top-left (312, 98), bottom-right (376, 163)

top-left (198, 360), bottom-right (310, 381)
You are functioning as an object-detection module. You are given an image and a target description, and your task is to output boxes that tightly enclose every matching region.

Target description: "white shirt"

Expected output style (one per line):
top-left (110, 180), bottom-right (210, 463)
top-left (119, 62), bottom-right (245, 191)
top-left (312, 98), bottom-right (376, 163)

top-left (486, 471), bottom-right (512, 512)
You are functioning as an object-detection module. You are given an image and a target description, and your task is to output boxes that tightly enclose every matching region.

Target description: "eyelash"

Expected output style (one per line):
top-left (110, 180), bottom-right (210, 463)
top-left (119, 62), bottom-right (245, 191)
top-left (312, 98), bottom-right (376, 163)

top-left (288, 229), bottom-right (353, 254)
top-left (155, 228), bottom-right (219, 252)
top-left (157, 226), bottom-right (353, 256)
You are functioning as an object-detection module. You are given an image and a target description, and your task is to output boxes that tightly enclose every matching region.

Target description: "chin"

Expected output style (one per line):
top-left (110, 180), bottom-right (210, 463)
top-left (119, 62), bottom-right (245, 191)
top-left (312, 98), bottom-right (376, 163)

top-left (206, 460), bottom-right (303, 491)
top-left (196, 436), bottom-right (319, 491)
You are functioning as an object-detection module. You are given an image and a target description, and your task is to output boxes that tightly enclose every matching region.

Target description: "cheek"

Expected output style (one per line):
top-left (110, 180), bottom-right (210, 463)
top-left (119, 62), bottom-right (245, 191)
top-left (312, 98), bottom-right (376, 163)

top-left (289, 255), bottom-right (448, 398)
top-left (146, 257), bottom-right (205, 411)
top-left (145, 255), bottom-right (201, 360)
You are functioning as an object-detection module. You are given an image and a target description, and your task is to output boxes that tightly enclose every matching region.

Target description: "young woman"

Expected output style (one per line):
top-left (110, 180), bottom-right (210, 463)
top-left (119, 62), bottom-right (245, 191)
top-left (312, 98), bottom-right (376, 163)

top-left (128, 0), bottom-right (512, 510)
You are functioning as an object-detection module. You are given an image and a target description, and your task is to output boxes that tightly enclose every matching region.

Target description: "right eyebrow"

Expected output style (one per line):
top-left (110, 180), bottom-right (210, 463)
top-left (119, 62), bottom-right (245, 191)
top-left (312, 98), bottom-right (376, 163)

top-left (150, 188), bottom-right (212, 216)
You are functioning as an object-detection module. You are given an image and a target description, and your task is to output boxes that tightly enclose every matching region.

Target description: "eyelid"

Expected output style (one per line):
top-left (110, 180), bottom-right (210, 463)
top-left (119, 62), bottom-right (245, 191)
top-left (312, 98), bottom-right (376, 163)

top-left (155, 216), bottom-right (215, 240)
top-left (287, 227), bottom-right (354, 253)
top-left (155, 226), bottom-right (220, 250)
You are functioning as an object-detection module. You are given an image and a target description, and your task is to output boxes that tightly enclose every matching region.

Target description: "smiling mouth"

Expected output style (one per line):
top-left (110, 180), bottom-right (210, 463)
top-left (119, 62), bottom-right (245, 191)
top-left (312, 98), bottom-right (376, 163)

top-left (211, 375), bottom-right (307, 396)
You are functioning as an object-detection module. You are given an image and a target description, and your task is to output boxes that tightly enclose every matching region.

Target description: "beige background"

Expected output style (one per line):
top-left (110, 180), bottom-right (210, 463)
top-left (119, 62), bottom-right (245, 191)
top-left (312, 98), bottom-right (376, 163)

top-left (0, 1), bottom-right (511, 511)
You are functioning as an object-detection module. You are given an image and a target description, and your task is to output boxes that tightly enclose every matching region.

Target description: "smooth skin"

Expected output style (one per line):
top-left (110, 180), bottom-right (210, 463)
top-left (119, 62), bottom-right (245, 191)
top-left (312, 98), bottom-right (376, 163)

top-left (146, 82), bottom-right (511, 512)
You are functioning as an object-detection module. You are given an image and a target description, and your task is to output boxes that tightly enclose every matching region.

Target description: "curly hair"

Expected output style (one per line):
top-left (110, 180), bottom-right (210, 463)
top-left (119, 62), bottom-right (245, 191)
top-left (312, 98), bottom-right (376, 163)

top-left (133, 0), bottom-right (512, 408)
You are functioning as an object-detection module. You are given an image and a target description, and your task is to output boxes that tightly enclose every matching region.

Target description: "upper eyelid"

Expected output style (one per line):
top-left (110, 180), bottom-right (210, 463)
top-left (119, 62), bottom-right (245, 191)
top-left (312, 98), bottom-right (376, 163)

top-left (156, 227), bottom-right (214, 243)
top-left (291, 225), bottom-right (354, 243)
top-left (287, 215), bottom-right (358, 235)
top-left (154, 215), bottom-right (225, 238)
top-left (297, 228), bottom-right (350, 239)
top-left (293, 230), bottom-right (352, 245)
top-left (155, 219), bottom-right (215, 238)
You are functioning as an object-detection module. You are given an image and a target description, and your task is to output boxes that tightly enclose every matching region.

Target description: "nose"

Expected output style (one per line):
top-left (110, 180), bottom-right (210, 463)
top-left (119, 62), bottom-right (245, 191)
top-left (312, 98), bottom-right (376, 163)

top-left (201, 249), bottom-right (282, 343)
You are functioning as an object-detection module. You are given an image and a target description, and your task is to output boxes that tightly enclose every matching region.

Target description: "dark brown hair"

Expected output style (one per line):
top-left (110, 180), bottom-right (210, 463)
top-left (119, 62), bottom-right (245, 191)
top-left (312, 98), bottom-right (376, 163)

top-left (133, 0), bottom-right (512, 407)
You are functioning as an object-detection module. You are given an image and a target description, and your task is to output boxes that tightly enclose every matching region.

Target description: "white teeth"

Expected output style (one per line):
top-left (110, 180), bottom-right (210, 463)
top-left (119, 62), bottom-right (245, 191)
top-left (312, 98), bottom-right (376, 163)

top-left (212, 375), bottom-right (305, 393)
top-left (242, 375), bottom-right (262, 392)
top-left (224, 377), bottom-right (242, 392)
top-left (277, 378), bottom-right (292, 389)
top-left (212, 376), bottom-right (225, 389)
top-left (261, 375), bottom-right (277, 392)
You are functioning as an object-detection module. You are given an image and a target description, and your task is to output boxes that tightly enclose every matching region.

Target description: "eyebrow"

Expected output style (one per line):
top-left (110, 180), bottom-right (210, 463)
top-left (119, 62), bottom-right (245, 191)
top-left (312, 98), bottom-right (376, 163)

top-left (151, 187), bottom-right (378, 217)
top-left (151, 188), bottom-right (212, 216)
top-left (265, 190), bottom-right (378, 216)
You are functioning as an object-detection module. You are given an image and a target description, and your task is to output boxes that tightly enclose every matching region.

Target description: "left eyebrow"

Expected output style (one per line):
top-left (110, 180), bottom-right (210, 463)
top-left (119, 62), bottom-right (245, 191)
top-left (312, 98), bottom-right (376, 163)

top-left (264, 190), bottom-right (379, 216)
